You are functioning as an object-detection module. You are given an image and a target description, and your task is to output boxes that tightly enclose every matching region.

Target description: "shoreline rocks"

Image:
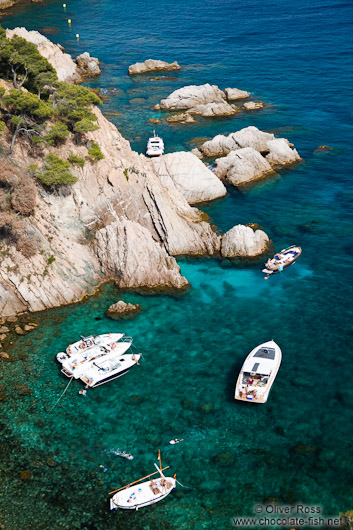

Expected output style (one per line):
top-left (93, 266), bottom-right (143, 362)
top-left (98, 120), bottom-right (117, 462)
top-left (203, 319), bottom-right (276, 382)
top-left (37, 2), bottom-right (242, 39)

top-left (129, 59), bottom-right (181, 75)
top-left (154, 83), bottom-right (263, 120)
top-left (243, 101), bottom-right (265, 110)
top-left (106, 301), bottom-right (142, 319)
top-left (214, 147), bottom-right (274, 186)
top-left (75, 52), bottom-right (101, 77)
top-left (150, 152), bottom-right (227, 204)
top-left (221, 225), bottom-right (270, 258)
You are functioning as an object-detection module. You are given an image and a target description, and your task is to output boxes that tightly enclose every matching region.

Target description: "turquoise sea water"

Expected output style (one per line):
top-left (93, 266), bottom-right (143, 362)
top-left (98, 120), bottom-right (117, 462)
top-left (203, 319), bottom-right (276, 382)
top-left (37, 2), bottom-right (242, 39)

top-left (1, 1), bottom-right (353, 529)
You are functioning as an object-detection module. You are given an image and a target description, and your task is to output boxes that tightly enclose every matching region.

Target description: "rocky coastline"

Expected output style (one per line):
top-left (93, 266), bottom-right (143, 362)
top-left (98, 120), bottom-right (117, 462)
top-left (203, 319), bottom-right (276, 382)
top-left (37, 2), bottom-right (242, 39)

top-left (0, 30), bottom-right (299, 319)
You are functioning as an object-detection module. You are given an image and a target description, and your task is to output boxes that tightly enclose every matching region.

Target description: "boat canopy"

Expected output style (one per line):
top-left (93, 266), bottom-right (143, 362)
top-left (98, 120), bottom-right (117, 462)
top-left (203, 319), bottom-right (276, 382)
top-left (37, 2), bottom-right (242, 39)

top-left (243, 357), bottom-right (273, 376)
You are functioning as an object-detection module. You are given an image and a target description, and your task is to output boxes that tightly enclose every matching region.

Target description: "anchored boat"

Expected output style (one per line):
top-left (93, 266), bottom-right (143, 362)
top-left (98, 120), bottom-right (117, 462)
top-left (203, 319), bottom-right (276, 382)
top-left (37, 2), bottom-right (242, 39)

top-left (234, 340), bottom-right (282, 404)
top-left (56, 333), bottom-right (141, 388)
top-left (109, 451), bottom-right (176, 511)
top-left (146, 130), bottom-right (164, 157)
top-left (262, 245), bottom-right (302, 279)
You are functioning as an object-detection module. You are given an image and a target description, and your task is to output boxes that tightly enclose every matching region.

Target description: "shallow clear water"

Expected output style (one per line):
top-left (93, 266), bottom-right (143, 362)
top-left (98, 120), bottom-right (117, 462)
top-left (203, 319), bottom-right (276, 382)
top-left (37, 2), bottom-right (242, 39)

top-left (1, 0), bottom-right (353, 529)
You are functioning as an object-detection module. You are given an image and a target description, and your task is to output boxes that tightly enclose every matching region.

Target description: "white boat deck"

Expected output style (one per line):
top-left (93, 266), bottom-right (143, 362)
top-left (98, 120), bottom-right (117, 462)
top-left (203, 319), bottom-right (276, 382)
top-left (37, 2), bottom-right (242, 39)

top-left (111, 477), bottom-right (175, 510)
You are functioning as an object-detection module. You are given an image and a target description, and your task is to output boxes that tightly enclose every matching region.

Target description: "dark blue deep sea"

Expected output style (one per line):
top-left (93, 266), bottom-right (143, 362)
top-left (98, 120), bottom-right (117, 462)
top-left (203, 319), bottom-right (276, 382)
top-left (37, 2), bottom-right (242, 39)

top-left (1, 1), bottom-right (353, 529)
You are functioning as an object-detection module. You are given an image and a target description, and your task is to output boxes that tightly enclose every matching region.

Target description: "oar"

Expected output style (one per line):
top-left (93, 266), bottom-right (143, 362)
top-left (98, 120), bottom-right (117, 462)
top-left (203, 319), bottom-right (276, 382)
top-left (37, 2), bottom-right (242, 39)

top-left (108, 466), bottom-right (170, 495)
top-left (158, 449), bottom-right (162, 471)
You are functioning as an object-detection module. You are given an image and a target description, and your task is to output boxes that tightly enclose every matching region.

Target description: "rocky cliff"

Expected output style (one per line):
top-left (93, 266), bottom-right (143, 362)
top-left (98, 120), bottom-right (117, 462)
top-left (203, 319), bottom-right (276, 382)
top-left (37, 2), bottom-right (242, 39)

top-left (0, 30), bottom-right (271, 317)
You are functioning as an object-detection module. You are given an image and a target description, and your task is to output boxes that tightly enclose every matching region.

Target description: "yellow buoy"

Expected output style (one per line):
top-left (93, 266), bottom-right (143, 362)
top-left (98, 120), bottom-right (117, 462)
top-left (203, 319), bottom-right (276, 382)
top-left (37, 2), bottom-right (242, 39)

top-left (76, 34), bottom-right (79, 39)
top-left (63, 3), bottom-right (66, 7)
top-left (68, 18), bottom-right (71, 24)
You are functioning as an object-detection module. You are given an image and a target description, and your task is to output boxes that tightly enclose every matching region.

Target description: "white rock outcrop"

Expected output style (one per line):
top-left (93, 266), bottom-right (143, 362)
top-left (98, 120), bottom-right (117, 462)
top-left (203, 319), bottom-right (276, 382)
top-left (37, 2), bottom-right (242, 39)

top-left (75, 52), bottom-right (101, 77)
top-left (151, 152), bottom-right (226, 204)
top-left (6, 27), bottom-right (82, 83)
top-left (221, 225), bottom-right (269, 258)
top-left (156, 83), bottom-right (226, 110)
top-left (199, 127), bottom-right (275, 158)
top-left (266, 138), bottom-right (301, 166)
top-left (224, 87), bottom-right (250, 100)
top-left (129, 59), bottom-right (181, 75)
top-left (214, 148), bottom-right (274, 186)
top-left (243, 101), bottom-right (265, 110)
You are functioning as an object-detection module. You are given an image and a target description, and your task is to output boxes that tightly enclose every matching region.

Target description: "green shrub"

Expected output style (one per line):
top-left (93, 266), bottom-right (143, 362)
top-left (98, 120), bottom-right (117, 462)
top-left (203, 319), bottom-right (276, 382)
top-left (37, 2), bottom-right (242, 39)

top-left (0, 87), bottom-right (5, 98)
top-left (44, 122), bottom-right (70, 146)
top-left (68, 153), bottom-right (85, 167)
top-left (0, 120), bottom-right (5, 132)
top-left (87, 141), bottom-right (104, 162)
top-left (73, 118), bottom-right (99, 135)
top-left (32, 154), bottom-right (78, 187)
top-left (47, 254), bottom-right (55, 265)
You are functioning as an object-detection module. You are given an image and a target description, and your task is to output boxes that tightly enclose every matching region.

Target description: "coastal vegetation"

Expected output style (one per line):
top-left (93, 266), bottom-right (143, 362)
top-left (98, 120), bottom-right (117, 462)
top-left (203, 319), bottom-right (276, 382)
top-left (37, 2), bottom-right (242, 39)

top-left (87, 140), bottom-right (104, 162)
top-left (0, 24), bottom-right (102, 154)
top-left (28, 153), bottom-right (77, 187)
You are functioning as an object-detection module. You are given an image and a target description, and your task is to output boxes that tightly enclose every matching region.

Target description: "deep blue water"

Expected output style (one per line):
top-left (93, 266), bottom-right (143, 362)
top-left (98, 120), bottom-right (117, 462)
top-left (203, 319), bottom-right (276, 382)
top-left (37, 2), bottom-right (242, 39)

top-left (1, 1), bottom-right (353, 529)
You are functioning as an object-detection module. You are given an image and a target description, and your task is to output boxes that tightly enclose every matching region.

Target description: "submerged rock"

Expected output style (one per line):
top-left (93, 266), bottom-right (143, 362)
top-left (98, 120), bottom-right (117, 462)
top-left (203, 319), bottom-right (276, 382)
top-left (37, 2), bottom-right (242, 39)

top-left (75, 52), bottom-right (101, 77)
top-left (106, 301), bottom-right (142, 319)
top-left (151, 151), bottom-right (226, 204)
top-left (0, 326), bottom-right (9, 333)
top-left (221, 225), bottom-right (270, 258)
top-left (129, 59), bottom-right (181, 75)
top-left (213, 147), bottom-right (274, 186)
top-left (212, 451), bottom-right (236, 467)
top-left (224, 87), bottom-right (250, 100)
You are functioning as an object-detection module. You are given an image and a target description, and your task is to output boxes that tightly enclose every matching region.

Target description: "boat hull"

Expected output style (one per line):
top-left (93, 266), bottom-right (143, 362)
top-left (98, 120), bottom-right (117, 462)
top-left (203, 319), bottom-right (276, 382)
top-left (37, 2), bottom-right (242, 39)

top-left (263, 246), bottom-right (302, 275)
top-left (110, 477), bottom-right (176, 511)
top-left (234, 340), bottom-right (282, 404)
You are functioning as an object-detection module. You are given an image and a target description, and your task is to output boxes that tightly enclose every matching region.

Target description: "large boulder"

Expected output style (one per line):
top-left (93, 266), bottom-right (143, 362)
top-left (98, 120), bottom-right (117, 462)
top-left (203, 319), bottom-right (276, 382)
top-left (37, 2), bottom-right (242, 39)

top-left (221, 225), bottom-right (270, 258)
top-left (213, 147), bottom-right (274, 186)
top-left (266, 138), bottom-right (301, 167)
top-left (6, 27), bottom-right (82, 83)
top-left (199, 127), bottom-right (275, 158)
top-left (156, 83), bottom-right (226, 110)
top-left (129, 59), bottom-right (181, 75)
top-left (75, 52), bottom-right (101, 77)
top-left (151, 152), bottom-right (226, 204)
top-left (224, 87), bottom-right (250, 100)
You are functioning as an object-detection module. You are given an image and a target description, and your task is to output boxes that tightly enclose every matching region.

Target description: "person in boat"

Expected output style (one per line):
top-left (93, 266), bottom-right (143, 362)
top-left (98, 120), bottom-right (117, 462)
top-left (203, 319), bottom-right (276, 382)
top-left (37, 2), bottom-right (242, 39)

top-left (132, 353), bottom-right (140, 365)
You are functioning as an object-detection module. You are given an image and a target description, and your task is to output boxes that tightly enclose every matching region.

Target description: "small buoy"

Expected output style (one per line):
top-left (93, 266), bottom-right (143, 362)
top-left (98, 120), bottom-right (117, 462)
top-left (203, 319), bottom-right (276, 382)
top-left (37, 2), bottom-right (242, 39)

top-left (68, 18), bottom-right (71, 24)
top-left (63, 3), bottom-right (66, 7)
top-left (76, 33), bottom-right (79, 39)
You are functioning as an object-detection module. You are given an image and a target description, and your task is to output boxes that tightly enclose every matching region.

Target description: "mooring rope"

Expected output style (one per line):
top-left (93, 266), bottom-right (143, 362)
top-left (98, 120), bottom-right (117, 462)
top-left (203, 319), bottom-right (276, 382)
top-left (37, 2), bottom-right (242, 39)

top-left (49, 376), bottom-right (73, 412)
top-left (176, 479), bottom-right (191, 489)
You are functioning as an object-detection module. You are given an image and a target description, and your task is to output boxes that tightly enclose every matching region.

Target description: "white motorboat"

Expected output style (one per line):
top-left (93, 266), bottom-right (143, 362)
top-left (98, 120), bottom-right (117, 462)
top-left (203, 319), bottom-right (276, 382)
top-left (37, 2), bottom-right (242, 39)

top-left (110, 457), bottom-right (176, 511)
top-left (234, 340), bottom-right (282, 403)
top-left (56, 333), bottom-right (141, 388)
top-left (146, 130), bottom-right (164, 157)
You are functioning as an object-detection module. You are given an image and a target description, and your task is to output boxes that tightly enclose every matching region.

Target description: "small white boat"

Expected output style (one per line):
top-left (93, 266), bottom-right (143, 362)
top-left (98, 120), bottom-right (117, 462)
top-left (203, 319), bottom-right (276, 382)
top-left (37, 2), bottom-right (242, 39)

top-left (56, 333), bottom-right (141, 388)
top-left (234, 340), bottom-right (282, 404)
top-left (110, 453), bottom-right (176, 511)
top-left (146, 130), bottom-right (164, 157)
top-left (169, 439), bottom-right (183, 445)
